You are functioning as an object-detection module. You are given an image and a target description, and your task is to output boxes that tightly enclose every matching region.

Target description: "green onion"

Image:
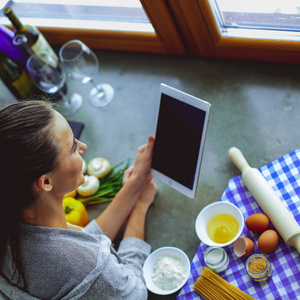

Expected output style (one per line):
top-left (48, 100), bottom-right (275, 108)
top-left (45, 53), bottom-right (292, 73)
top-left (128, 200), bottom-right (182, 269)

top-left (77, 158), bottom-right (132, 206)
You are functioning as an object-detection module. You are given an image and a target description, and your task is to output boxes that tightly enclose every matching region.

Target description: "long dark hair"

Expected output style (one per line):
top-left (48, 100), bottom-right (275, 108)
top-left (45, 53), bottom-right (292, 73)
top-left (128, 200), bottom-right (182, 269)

top-left (0, 100), bottom-right (60, 288)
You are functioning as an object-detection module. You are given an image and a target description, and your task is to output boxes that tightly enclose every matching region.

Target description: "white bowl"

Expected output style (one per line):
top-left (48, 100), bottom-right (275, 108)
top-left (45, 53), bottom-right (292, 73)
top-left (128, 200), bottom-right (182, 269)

top-left (143, 246), bottom-right (190, 295)
top-left (195, 201), bottom-right (244, 247)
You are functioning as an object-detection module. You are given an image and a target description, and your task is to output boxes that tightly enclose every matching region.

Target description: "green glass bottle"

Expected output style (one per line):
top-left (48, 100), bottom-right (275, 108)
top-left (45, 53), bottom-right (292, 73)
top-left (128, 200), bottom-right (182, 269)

top-left (0, 51), bottom-right (35, 100)
top-left (4, 6), bottom-right (58, 60)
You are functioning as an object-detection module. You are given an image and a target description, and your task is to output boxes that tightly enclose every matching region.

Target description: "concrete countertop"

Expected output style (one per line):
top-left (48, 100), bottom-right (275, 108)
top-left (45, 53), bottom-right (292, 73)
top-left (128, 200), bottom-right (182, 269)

top-left (1, 50), bottom-right (300, 299)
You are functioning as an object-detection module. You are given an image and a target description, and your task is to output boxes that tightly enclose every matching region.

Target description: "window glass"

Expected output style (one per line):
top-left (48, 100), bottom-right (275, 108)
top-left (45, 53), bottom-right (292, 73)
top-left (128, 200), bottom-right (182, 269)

top-left (0, 0), bottom-right (154, 32)
top-left (209, 0), bottom-right (300, 40)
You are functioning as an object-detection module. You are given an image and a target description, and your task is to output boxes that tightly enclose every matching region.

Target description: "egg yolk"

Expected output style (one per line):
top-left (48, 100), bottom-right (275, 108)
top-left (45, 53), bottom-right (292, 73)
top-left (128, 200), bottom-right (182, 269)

top-left (207, 213), bottom-right (239, 244)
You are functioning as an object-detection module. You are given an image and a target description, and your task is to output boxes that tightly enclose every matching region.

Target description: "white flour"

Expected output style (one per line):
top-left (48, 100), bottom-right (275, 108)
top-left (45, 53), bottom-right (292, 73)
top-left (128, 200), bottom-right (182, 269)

top-left (151, 255), bottom-right (186, 291)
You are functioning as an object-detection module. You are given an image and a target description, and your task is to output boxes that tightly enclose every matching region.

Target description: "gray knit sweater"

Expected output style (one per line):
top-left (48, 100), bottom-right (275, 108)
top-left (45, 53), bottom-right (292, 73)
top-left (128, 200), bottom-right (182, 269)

top-left (0, 220), bottom-right (151, 300)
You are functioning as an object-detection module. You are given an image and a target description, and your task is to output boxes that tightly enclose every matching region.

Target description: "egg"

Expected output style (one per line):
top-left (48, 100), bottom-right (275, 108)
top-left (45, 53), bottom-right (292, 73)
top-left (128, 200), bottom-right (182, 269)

top-left (258, 229), bottom-right (279, 254)
top-left (245, 213), bottom-right (270, 233)
top-left (233, 237), bottom-right (255, 257)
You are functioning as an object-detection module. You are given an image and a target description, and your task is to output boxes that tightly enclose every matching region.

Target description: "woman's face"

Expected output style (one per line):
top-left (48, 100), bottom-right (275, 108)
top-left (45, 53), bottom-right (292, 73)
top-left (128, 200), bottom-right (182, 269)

top-left (49, 111), bottom-right (87, 197)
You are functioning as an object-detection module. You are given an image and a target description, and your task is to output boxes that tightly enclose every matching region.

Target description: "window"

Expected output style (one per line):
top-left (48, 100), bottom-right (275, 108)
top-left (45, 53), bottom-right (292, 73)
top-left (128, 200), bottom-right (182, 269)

top-left (0, 0), bottom-right (154, 32)
top-left (0, 0), bottom-right (170, 54)
top-left (1, 0), bottom-right (300, 63)
top-left (210, 0), bottom-right (300, 40)
top-left (157, 0), bottom-right (300, 63)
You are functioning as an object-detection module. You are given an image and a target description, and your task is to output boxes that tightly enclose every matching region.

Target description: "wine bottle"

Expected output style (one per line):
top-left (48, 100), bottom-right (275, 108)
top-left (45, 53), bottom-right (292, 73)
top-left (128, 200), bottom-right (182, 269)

top-left (0, 24), bottom-right (24, 63)
top-left (4, 6), bottom-right (58, 60)
top-left (12, 35), bottom-right (68, 102)
top-left (0, 51), bottom-right (36, 100)
top-left (13, 34), bottom-right (35, 59)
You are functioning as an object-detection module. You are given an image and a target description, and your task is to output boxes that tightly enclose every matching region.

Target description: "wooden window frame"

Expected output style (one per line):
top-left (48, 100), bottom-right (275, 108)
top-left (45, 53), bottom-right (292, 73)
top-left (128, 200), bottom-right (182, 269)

top-left (38, 1), bottom-right (186, 56)
top-left (154, 0), bottom-right (300, 64)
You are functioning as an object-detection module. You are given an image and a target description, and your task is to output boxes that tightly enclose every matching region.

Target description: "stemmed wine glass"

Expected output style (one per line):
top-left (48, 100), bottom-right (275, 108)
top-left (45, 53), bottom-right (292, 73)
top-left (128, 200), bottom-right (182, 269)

top-left (59, 40), bottom-right (114, 108)
top-left (26, 51), bottom-right (82, 116)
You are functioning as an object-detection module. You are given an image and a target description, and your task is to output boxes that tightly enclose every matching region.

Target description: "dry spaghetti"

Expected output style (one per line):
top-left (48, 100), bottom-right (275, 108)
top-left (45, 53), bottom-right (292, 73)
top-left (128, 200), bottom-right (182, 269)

top-left (194, 268), bottom-right (255, 300)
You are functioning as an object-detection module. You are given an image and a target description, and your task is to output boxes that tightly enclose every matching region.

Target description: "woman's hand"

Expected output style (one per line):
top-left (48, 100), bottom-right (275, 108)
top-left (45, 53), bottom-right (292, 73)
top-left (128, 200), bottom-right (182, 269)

top-left (129, 136), bottom-right (155, 188)
top-left (95, 137), bottom-right (154, 241)
top-left (122, 165), bottom-right (134, 186)
top-left (123, 136), bottom-right (154, 187)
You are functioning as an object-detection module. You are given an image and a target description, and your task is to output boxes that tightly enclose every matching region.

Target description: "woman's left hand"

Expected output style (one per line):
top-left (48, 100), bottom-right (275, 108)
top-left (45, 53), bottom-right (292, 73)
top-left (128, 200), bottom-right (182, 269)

top-left (122, 165), bottom-right (134, 186)
top-left (130, 136), bottom-right (154, 187)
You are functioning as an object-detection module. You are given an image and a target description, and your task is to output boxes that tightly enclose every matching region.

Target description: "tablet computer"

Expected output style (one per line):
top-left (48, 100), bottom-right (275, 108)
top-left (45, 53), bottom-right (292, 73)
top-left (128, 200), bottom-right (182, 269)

top-left (151, 84), bottom-right (211, 199)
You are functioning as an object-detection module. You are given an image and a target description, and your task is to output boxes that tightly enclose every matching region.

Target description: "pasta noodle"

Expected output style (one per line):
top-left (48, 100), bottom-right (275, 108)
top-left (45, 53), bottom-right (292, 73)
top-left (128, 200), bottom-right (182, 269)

top-left (194, 268), bottom-right (255, 300)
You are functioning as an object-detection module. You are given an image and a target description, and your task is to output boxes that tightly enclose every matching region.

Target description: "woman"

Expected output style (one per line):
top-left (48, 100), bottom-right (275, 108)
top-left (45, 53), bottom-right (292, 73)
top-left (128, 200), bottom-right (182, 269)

top-left (0, 100), bottom-right (157, 300)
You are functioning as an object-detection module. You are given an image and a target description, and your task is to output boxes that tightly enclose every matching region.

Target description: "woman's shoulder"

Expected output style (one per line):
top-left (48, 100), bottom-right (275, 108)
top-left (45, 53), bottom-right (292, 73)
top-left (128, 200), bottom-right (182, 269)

top-left (15, 221), bottom-right (113, 299)
top-left (22, 219), bottom-right (103, 239)
top-left (22, 220), bottom-right (109, 258)
top-left (20, 220), bottom-right (114, 275)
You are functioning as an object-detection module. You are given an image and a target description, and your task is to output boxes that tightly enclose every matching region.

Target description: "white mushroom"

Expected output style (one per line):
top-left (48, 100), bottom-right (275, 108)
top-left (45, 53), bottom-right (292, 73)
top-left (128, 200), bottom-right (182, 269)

top-left (88, 157), bottom-right (111, 179)
top-left (82, 158), bottom-right (87, 174)
top-left (77, 175), bottom-right (100, 197)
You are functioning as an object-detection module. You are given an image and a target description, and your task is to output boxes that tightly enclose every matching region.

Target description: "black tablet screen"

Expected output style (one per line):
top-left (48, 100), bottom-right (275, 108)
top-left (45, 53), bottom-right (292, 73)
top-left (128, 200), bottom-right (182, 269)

top-left (151, 93), bottom-right (206, 189)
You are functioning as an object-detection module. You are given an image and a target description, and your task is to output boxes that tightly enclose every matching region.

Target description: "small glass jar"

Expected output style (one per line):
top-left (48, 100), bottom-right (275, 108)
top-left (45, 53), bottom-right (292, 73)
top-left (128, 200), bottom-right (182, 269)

top-left (204, 246), bottom-right (229, 273)
top-left (246, 254), bottom-right (272, 282)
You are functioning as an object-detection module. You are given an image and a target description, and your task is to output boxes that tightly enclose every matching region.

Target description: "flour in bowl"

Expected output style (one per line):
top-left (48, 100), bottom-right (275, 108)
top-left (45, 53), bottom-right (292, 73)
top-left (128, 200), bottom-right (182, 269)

top-left (151, 255), bottom-right (187, 290)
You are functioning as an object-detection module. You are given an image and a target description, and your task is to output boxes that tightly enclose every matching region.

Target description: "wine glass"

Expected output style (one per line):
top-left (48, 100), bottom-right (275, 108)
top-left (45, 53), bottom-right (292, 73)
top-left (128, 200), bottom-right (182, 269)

top-left (26, 51), bottom-right (82, 116)
top-left (59, 40), bottom-right (114, 108)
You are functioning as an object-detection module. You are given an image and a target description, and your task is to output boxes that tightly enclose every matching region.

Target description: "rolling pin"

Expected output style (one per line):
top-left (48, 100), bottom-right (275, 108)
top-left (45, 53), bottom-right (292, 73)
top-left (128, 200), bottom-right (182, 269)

top-left (229, 147), bottom-right (300, 254)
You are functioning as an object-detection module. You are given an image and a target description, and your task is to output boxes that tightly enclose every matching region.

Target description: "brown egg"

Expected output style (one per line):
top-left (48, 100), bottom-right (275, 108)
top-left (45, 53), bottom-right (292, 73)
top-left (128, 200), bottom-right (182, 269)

top-left (245, 213), bottom-right (270, 233)
top-left (233, 237), bottom-right (255, 257)
top-left (258, 230), bottom-right (279, 254)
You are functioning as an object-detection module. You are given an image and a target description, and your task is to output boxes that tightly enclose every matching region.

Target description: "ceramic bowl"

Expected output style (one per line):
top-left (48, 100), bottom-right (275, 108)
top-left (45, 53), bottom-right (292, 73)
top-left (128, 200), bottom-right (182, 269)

top-left (143, 246), bottom-right (190, 295)
top-left (195, 201), bottom-right (244, 247)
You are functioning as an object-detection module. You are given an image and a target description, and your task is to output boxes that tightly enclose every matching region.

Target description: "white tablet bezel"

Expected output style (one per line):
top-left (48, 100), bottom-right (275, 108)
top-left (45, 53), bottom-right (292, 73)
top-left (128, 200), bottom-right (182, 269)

top-left (151, 84), bottom-right (211, 199)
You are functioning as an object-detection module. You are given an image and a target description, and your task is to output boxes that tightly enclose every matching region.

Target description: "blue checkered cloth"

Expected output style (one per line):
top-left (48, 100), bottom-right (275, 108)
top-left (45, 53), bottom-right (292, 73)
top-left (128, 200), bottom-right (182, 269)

top-left (177, 149), bottom-right (300, 300)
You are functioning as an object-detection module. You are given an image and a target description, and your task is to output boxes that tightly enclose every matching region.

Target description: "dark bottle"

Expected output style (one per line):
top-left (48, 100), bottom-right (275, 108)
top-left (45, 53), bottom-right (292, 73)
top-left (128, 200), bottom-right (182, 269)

top-left (12, 35), bottom-right (68, 102)
top-left (0, 50), bottom-right (36, 100)
top-left (4, 6), bottom-right (58, 60)
top-left (0, 24), bottom-right (25, 64)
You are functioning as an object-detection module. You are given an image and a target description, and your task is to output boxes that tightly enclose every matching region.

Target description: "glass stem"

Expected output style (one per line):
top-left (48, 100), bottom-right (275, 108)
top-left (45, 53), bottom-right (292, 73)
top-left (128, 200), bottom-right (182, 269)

top-left (58, 90), bottom-right (70, 105)
top-left (89, 77), bottom-right (105, 98)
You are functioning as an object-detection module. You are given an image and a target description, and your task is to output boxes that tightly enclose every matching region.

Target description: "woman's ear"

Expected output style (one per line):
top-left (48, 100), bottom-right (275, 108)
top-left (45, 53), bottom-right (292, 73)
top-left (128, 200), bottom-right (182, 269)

top-left (36, 174), bottom-right (53, 192)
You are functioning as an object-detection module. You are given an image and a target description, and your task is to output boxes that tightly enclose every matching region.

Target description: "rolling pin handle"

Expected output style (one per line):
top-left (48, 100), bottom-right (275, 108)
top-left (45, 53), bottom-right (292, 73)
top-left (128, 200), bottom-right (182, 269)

top-left (228, 147), bottom-right (251, 173)
top-left (287, 234), bottom-right (300, 255)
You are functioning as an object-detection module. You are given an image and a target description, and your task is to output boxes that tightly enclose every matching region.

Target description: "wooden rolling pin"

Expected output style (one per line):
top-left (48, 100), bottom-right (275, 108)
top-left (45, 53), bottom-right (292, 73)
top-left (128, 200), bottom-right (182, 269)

top-left (229, 147), bottom-right (300, 254)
